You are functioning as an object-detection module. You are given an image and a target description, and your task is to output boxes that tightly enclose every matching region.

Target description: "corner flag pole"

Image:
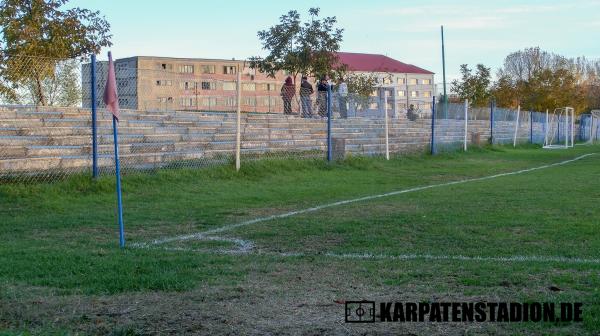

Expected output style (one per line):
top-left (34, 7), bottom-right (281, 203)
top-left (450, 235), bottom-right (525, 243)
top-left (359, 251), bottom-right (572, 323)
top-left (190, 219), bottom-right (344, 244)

top-left (113, 115), bottom-right (125, 248)
top-left (104, 51), bottom-right (125, 248)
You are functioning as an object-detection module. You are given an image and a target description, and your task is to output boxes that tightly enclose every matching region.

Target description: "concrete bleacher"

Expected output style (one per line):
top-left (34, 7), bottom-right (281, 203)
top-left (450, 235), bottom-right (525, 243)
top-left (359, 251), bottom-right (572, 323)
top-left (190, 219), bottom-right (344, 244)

top-left (0, 106), bottom-right (544, 175)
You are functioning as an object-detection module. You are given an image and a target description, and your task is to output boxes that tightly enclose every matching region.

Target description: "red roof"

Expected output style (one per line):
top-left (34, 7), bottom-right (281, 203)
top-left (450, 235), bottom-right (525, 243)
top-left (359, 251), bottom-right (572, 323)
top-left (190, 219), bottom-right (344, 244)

top-left (336, 52), bottom-right (434, 75)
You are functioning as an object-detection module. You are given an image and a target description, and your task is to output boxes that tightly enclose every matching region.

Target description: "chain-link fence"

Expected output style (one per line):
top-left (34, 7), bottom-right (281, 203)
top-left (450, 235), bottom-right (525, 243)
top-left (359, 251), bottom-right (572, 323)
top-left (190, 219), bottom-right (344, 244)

top-left (429, 100), bottom-right (587, 154)
top-left (579, 113), bottom-right (600, 143)
top-left (0, 53), bottom-right (595, 184)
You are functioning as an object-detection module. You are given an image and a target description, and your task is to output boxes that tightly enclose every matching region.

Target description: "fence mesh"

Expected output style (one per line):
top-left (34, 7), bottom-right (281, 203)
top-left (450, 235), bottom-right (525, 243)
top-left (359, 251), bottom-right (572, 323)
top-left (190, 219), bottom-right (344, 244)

top-left (579, 113), bottom-right (600, 143)
top-left (0, 54), bottom-right (596, 184)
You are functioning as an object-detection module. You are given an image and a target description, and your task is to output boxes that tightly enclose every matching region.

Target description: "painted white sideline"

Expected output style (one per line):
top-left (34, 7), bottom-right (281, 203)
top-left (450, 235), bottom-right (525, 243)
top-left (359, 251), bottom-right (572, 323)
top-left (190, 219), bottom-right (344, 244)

top-left (153, 247), bottom-right (600, 265)
top-left (322, 252), bottom-right (600, 265)
top-left (133, 152), bottom-right (596, 249)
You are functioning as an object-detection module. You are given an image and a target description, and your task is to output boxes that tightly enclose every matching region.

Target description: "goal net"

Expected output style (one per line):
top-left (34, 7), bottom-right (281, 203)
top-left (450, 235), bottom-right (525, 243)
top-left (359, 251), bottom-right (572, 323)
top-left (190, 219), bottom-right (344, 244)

top-left (543, 107), bottom-right (575, 149)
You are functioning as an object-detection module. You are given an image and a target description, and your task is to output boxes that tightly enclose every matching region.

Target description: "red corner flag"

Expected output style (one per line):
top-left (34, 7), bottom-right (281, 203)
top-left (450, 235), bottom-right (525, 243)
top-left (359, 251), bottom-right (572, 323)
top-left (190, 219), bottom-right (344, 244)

top-left (103, 51), bottom-right (120, 121)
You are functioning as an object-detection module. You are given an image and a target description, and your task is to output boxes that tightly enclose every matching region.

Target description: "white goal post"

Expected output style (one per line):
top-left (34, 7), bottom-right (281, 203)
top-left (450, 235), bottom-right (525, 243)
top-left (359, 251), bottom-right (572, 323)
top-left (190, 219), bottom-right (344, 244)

top-left (543, 107), bottom-right (574, 149)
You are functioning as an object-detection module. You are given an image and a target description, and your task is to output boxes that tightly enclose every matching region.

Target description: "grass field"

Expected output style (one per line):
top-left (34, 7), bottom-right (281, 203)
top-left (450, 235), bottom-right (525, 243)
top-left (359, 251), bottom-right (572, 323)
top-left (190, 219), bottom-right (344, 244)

top-left (1, 145), bottom-right (599, 335)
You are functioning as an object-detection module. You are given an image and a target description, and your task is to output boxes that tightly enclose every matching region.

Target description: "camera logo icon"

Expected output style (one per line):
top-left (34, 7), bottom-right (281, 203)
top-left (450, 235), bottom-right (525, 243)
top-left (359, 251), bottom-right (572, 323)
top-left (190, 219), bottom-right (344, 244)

top-left (345, 301), bottom-right (375, 323)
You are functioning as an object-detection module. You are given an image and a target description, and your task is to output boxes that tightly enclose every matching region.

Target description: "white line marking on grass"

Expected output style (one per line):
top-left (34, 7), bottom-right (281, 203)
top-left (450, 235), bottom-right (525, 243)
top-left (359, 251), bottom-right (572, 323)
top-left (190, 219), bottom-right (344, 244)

top-left (134, 152), bottom-right (596, 249)
top-left (321, 252), bottom-right (600, 265)
top-left (149, 246), bottom-right (600, 265)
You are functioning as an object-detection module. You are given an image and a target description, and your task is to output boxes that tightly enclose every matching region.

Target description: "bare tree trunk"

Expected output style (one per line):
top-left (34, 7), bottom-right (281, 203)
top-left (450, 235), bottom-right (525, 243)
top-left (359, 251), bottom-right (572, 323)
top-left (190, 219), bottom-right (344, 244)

top-left (34, 76), bottom-right (47, 106)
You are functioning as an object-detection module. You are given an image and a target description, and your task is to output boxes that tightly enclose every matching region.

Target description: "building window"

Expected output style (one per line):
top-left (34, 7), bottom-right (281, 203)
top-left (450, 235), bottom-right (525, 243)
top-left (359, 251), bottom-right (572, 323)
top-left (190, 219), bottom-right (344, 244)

top-left (180, 97), bottom-right (197, 107)
top-left (201, 65), bottom-right (215, 74)
top-left (397, 90), bottom-right (405, 97)
top-left (383, 77), bottom-right (392, 85)
top-left (262, 83), bottom-right (277, 91)
top-left (260, 96), bottom-right (279, 106)
top-left (225, 97), bottom-right (237, 106)
top-left (422, 91), bottom-right (431, 98)
top-left (369, 102), bottom-right (379, 109)
top-left (222, 82), bottom-right (236, 90)
top-left (157, 97), bottom-right (173, 103)
top-left (180, 81), bottom-right (196, 90)
top-left (398, 77), bottom-right (406, 84)
top-left (178, 65), bottom-right (194, 74)
top-left (422, 79), bottom-right (431, 85)
top-left (242, 83), bottom-right (256, 91)
top-left (411, 91), bottom-right (418, 97)
top-left (370, 90), bottom-right (378, 97)
top-left (161, 63), bottom-right (173, 71)
top-left (223, 66), bottom-right (237, 74)
top-left (409, 78), bottom-right (418, 85)
top-left (243, 97), bottom-right (256, 106)
top-left (201, 81), bottom-right (216, 90)
top-left (201, 97), bottom-right (217, 107)
top-left (156, 80), bottom-right (172, 86)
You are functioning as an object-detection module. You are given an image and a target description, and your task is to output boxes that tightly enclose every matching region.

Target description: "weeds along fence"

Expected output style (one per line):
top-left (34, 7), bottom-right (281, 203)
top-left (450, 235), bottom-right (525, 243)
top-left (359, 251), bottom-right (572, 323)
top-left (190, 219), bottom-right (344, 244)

top-left (0, 54), bottom-right (593, 183)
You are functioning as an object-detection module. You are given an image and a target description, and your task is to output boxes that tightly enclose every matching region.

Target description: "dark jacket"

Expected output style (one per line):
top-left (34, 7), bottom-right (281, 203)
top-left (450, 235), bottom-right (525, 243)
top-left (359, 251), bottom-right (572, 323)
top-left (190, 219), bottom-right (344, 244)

top-left (317, 82), bottom-right (328, 92)
top-left (281, 77), bottom-right (295, 100)
top-left (300, 80), bottom-right (314, 97)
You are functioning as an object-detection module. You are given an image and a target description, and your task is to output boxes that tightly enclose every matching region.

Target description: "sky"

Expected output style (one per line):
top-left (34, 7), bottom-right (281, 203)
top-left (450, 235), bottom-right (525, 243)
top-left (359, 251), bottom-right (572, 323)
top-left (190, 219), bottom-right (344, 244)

top-left (70, 0), bottom-right (600, 84)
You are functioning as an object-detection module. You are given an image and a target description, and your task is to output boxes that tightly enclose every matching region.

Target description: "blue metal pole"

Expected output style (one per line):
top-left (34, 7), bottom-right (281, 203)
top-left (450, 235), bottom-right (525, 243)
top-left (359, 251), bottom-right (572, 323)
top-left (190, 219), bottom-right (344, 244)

top-left (430, 97), bottom-right (436, 155)
top-left (530, 111), bottom-right (533, 144)
top-left (490, 100), bottom-right (494, 144)
top-left (327, 85), bottom-right (333, 162)
top-left (91, 54), bottom-right (98, 178)
top-left (112, 116), bottom-right (125, 248)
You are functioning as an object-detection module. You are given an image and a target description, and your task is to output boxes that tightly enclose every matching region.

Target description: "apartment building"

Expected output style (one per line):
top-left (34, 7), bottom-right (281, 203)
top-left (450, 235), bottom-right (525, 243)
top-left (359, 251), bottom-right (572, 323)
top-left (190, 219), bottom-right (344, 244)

top-left (82, 53), bottom-right (434, 115)
top-left (336, 52), bottom-right (435, 116)
top-left (82, 56), bottom-right (287, 112)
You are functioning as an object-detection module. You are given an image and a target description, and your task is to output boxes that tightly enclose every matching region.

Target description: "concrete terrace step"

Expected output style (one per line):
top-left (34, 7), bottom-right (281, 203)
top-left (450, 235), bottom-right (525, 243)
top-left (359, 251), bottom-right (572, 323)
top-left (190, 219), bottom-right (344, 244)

top-left (1, 106), bottom-right (545, 174)
top-left (0, 126), bottom-right (158, 136)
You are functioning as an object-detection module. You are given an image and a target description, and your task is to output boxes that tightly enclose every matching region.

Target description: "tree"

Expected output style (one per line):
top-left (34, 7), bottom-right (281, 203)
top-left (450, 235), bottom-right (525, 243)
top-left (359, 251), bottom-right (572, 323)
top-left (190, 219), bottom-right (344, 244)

top-left (18, 58), bottom-right (81, 106)
top-left (491, 73), bottom-right (518, 108)
top-left (450, 64), bottom-right (491, 106)
top-left (0, 0), bottom-right (112, 105)
top-left (339, 71), bottom-right (378, 111)
top-left (492, 47), bottom-right (591, 113)
top-left (249, 8), bottom-right (343, 83)
top-left (519, 67), bottom-right (585, 113)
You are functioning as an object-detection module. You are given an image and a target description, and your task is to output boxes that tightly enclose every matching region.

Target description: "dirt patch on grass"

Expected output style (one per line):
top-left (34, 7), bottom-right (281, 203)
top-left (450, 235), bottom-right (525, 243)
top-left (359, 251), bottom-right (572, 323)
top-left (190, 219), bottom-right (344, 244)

top-left (1, 257), bottom-right (591, 335)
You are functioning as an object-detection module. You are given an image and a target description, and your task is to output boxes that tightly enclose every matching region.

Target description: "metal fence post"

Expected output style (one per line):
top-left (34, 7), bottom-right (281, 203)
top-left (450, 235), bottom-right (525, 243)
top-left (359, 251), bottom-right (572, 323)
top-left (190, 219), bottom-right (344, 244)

top-left (490, 99), bottom-right (495, 145)
top-left (384, 94), bottom-right (389, 160)
top-left (430, 97), bottom-right (436, 155)
top-left (463, 99), bottom-right (468, 151)
top-left (90, 54), bottom-right (98, 178)
top-left (557, 114), bottom-right (561, 144)
top-left (513, 105), bottom-right (520, 147)
top-left (235, 66), bottom-right (241, 171)
top-left (327, 85), bottom-right (333, 162)
top-left (530, 111), bottom-right (533, 144)
top-left (544, 109), bottom-right (549, 146)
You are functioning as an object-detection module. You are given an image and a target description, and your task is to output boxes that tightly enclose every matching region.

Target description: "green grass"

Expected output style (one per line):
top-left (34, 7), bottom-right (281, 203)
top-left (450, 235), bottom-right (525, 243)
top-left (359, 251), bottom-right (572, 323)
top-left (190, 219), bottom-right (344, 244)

top-left (1, 145), bottom-right (599, 334)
